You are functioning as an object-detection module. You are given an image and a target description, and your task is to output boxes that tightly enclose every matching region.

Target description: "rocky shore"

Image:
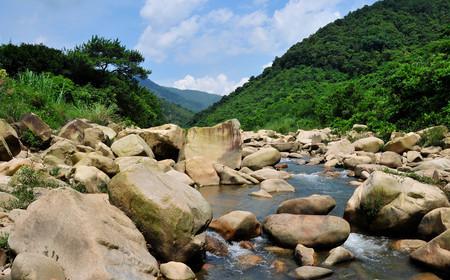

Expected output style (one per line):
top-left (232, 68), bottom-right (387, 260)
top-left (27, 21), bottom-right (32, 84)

top-left (0, 114), bottom-right (449, 279)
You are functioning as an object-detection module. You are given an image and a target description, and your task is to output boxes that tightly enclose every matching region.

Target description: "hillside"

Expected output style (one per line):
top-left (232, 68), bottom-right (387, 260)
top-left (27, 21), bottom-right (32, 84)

top-left (192, 0), bottom-right (450, 137)
top-left (140, 79), bottom-right (221, 112)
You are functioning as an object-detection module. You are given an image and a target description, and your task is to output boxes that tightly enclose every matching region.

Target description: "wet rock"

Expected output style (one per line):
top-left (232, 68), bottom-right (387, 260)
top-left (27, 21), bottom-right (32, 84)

top-left (384, 132), bottom-right (421, 154)
top-left (295, 244), bottom-right (316, 266)
top-left (263, 214), bottom-right (350, 248)
top-left (160, 262), bottom-right (195, 280)
top-left (264, 246), bottom-right (293, 255)
top-left (0, 119), bottom-right (21, 161)
top-left (249, 190), bottom-right (273, 199)
top-left (353, 137), bottom-right (384, 153)
top-left (378, 151), bottom-right (403, 168)
top-left (209, 210), bottom-right (261, 241)
top-left (409, 272), bottom-right (443, 280)
top-left (8, 188), bottom-right (159, 280)
top-left (277, 195), bottom-right (336, 215)
top-left (182, 120), bottom-right (242, 169)
top-left (410, 229), bottom-right (450, 273)
top-left (108, 163), bottom-right (212, 263)
top-left (111, 134), bottom-right (154, 158)
top-left (344, 171), bottom-right (449, 234)
top-left (205, 234), bottom-right (229, 256)
top-left (185, 156), bottom-right (220, 186)
top-left (239, 241), bottom-right (255, 250)
top-left (213, 163), bottom-right (252, 185)
top-left (11, 252), bottom-right (65, 280)
top-left (292, 266), bottom-right (333, 280)
top-left (322, 246), bottom-right (354, 266)
top-left (236, 254), bottom-right (263, 269)
top-left (251, 168), bottom-right (291, 181)
top-left (242, 147), bottom-right (281, 170)
top-left (260, 179), bottom-right (295, 193)
top-left (271, 259), bottom-right (288, 273)
top-left (417, 207), bottom-right (450, 240)
top-left (391, 239), bottom-right (427, 253)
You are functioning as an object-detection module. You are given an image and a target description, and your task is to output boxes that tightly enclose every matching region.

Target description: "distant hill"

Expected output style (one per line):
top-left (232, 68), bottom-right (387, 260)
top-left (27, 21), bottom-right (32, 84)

top-left (159, 99), bottom-right (194, 127)
top-left (192, 0), bottom-right (450, 138)
top-left (140, 79), bottom-right (221, 112)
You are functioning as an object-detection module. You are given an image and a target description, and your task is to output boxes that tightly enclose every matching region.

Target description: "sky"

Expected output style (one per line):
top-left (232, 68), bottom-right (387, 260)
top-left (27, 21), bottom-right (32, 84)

top-left (0, 0), bottom-right (377, 95)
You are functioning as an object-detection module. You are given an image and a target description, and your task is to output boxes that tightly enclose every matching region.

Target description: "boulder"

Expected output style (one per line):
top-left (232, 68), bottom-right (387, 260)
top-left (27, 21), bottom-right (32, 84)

top-left (74, 153), bottom-right (119, 176)
top-left (344, 171), bottom-right (449, 234)
top-left (95, 142), bottom-right (115, 159)
top-left (322, 246), bottom-right (354, 266)
top-left (242, 147), bottom-right (258, 158)
top-left (325, 139), bottom-right (354, 158)
top-left (8, 188), bottom-right (159, 280)
top-left (83, 127), bottom-right (105, 148)
top-left (108, 163), bottom-right (212, 263)
top-left (270, 142), bottom-right (296, 152)
top-left (58, 119), bottom-right (92, 143)
top-left (384, 132), bottom-right (420, 154)
top-left (115, 156), bottom-right (158, 172)
top-left (111, 134), bottom-right (154, 158)
top-left (378, 151), bottom-right (403, 168)
top-left (236, 254), bottom-right (263, 269)
top-left (260, 179), bottom-right (295, 193)
top-left (242, 147), bottom-right (281, 170)
top-left (73, 166), bottom-right (110, 193)
top-left (277, 195), bottom-right (336, 215)
top-left (42, 139), bottom-right (77, 166)
top-left (417, 207), bottom-right (450, 240)
top-left (251, 168), bottom-right (291, 181)
top-left (343, 155), bottom-right (372, 170)
top-left (0, 158), bottom-right (32, 176)
top-left (11, 252), bottom-right (65, 280)
top-left (91, 124), bottom-right (117, 142)
top-left (205, 234), bottom-right (228, 256)
top-left (160, 262), bottom-right (195, 280)
top-left (353, 137), bottom-right (384, 153)
top-left (354, 164), bottom-right (393, 178)
top-left (421, 146), bottom-right (442, 157)
top-left (292, 266), bottom-right (333, 280)
top-left (412, 158), bottom-right (450, 172)
top-left (295, 244), bottom-right (316, 266)
top-left (0, 119), bottom-right (21, 161)
top-left (213, 163), bottom-right (253, 185)
top-left (182, 120), bottom-right (241, 169)
top-left (166, 170), bottom-right (195, 186)
top-left (209, 210), bottom-right (261, 241)
top-left (185, 157), bottom-right (220, 186)
top-left (410, 229), bottom-right (450, 273)
top-left (249, 190), bottom-right (273, 199)
top-left (263, 214), bottom-right (350, 248)
top-left (391, 239), bottom-right (427, 253)
top-left (20, 113), bottom-right (52, 143)
top-left (407, 151), bottom-right (423, 163)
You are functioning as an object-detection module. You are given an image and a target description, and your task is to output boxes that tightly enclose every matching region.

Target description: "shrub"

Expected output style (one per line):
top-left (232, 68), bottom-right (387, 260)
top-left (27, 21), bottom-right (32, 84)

top-left (360, 188), bottom-right (388, 221)
top-left (419, 126), bottom-right (447, 147)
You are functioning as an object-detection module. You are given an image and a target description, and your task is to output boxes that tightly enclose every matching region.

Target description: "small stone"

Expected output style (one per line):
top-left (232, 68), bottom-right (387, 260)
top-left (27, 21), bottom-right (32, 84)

top-left (292, 266), bottom-right (333, 280)
top-left (322, 246), bottom-right (354, 266)
top-left (160, 261), bottom-right (196, 280)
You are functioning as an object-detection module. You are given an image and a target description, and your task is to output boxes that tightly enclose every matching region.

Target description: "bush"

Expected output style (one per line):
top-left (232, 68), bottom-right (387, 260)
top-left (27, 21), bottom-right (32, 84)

top-left (360, 188), bottom-right (388, 221)
top-left (419, 126), bottom-right (447, 147)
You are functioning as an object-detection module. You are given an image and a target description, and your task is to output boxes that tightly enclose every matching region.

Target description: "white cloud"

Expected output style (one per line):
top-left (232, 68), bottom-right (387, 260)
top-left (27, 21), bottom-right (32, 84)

top-left (136, 0), bottom-right (343, 64)
top-left (173, 74), bottom-right (248, 95)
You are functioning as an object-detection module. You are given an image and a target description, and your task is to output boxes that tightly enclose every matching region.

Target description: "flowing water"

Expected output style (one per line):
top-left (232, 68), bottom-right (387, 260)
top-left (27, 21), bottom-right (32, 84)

top-left (197, 159), bottom-right (429, 280)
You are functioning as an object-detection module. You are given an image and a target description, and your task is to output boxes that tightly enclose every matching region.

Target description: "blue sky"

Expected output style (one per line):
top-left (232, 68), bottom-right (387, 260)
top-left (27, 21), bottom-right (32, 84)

top-left (0, 0), bottom-right (376, 95)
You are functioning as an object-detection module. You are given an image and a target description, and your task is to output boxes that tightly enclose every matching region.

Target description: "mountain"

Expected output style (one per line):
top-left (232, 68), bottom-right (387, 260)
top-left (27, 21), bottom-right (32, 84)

top-left (192, 0), bottom-right (450, 138)
top-left (140, 79), bottom-right (221, 112)
top-left (159, 99), bottom-right (194, 127)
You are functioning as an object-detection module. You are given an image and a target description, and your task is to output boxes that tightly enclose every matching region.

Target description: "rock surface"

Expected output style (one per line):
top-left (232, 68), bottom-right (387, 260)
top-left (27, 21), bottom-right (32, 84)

top-left (353, 137), bottom-right (384, 153)
top-left (410, 229), bottom-right (450, 273)
top-left (417, 207), bottom-right (450, 240)
top-left (384, 132), bottom-right (420, 154)
top-left (108, 163), bottom-right (212, 263)
top-left (263, 214), bottom-right (350, 248)
top-left (322, 246), bottom-right (354, 266)
top-left (11, 252), bottom-right (65, 280)
top-left (8, 188), bottom-right (159, 280)
top-left (209, 210), bottom-right (261, 241)
top-left (242, 147), bottom-right (281, 170)
top-left (277, 195), bottom-right (336, 215)
top-left (111, 134), bottom-right (154, 158)
top-left (185, 157), bottom-right (220, 186)
top-left (160, 262), bottom-right (196, 280)
top-left (260, 179), bottom-right (295, 193)
top-left (292, 266), bottom-right (333, 280)
top-left (295, 244), bottom-right (316, 266)
top-left (0, 119), bottom-right (21, 161)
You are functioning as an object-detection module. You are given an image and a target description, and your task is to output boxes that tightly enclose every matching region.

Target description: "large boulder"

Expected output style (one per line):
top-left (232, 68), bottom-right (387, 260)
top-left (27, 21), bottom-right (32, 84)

top-left (277, 195), bottom-right (336, 215)
top-left (74, 153), bottom-right (119, 176)
top-left (344, 171), bottom-right (449, 234)
top-left (181, 120), bottom-right (242, 169)
top-left (242, 147), bottom-right (281, 170)
top-left (11, 252), bottom-right (65, 280)
top-left (108, 163), bottom-right (212, 263)
top-left (42, 139), bottom-right (77, 167)
top-left (378, 151), bottom-right (403, 168)
top-left (166, 170), bottom-right (195, 186)
top-left (185, 157), bottom-right (220, 187)
top-left (263, 214), bottom-right (350, 248)
top-left (343, 155), bottom-right (372, 170)
top-left (412, 158), bottom-right (450, 172)
top-left (58, 119), bottom-right (92, 143)
top-left (325, 139), bottom-right (354, 158)
top-left (261, 179), bottom-right (295, 193)
top-left (353, 137), bottom-right (384, 153)
top-left (250, 168), bottom-right (291, 181)
top-left (417, 207), bottom-right (450, 240)
top-left (8, 188), bottom-right (159, 280)
top-left (20, 113), bottom-right (52, 143)
top-left (72, 166), bottom-right (110, 193)
top-left (213, 163), bottom-right (253, 185)
top-left (0, 119), bottom-right (21, 161)
top-left (209, 211), bottom-right (261, 241)
top-left (410, 229), bottom-right (450, 273)
top-left (384, 132), bottom-right (420, 154)
top-left (83, 127), bottom-right (106, 148)
top-left (111, 134), bottom-right (154, 158)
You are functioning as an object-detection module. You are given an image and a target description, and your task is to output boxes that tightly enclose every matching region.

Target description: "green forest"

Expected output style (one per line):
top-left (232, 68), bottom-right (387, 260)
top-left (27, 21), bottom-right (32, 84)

top-left (191, 0), bottom-right (450, 138)
top-left (0, 36), bottom-right (165, 129)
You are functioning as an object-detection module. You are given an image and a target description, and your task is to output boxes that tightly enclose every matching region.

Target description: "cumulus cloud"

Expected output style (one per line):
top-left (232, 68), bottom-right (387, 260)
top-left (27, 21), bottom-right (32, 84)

top-left (136, 0), bottom-right (343, 63)
top-left (173, 74), bottom-right (248, 95)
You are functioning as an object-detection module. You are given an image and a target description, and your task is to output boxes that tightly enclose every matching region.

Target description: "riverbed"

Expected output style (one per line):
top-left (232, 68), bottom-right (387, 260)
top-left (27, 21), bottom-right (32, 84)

top-left (198, 159), bottom-right (427, 279)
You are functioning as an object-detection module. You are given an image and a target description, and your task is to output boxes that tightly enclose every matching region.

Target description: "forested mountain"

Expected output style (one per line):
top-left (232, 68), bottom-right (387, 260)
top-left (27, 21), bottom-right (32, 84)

top-left (192, 0), bottom-right (450, 138)
top-left (139, 79), bottom-right (221, 112)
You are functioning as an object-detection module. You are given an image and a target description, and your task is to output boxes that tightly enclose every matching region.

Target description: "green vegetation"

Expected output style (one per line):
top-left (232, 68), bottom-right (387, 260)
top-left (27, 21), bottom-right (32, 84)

top-left (360, 188), bottom-right (388, 221)
top-left (0, 36), bottom-right (165, 128)
top-left (382, 168), bottom-right (444, 186)
top-left (0, 234), bottom-right (9, 251)
top-left (192, 0), bottom-right (450, 138)
top-left (7, 166), bottom-right (61, 209)
top-left (419, 126), bottom-right (447, 147)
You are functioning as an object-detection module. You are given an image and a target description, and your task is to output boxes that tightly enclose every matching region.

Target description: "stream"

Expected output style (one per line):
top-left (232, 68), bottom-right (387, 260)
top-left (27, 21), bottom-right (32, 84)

top-left (197, 159), bottom-right (427, 280)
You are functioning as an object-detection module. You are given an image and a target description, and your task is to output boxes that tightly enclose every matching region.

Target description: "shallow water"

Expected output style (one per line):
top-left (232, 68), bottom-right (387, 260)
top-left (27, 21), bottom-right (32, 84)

top-left (198, 159), bottom-right (429, 280)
